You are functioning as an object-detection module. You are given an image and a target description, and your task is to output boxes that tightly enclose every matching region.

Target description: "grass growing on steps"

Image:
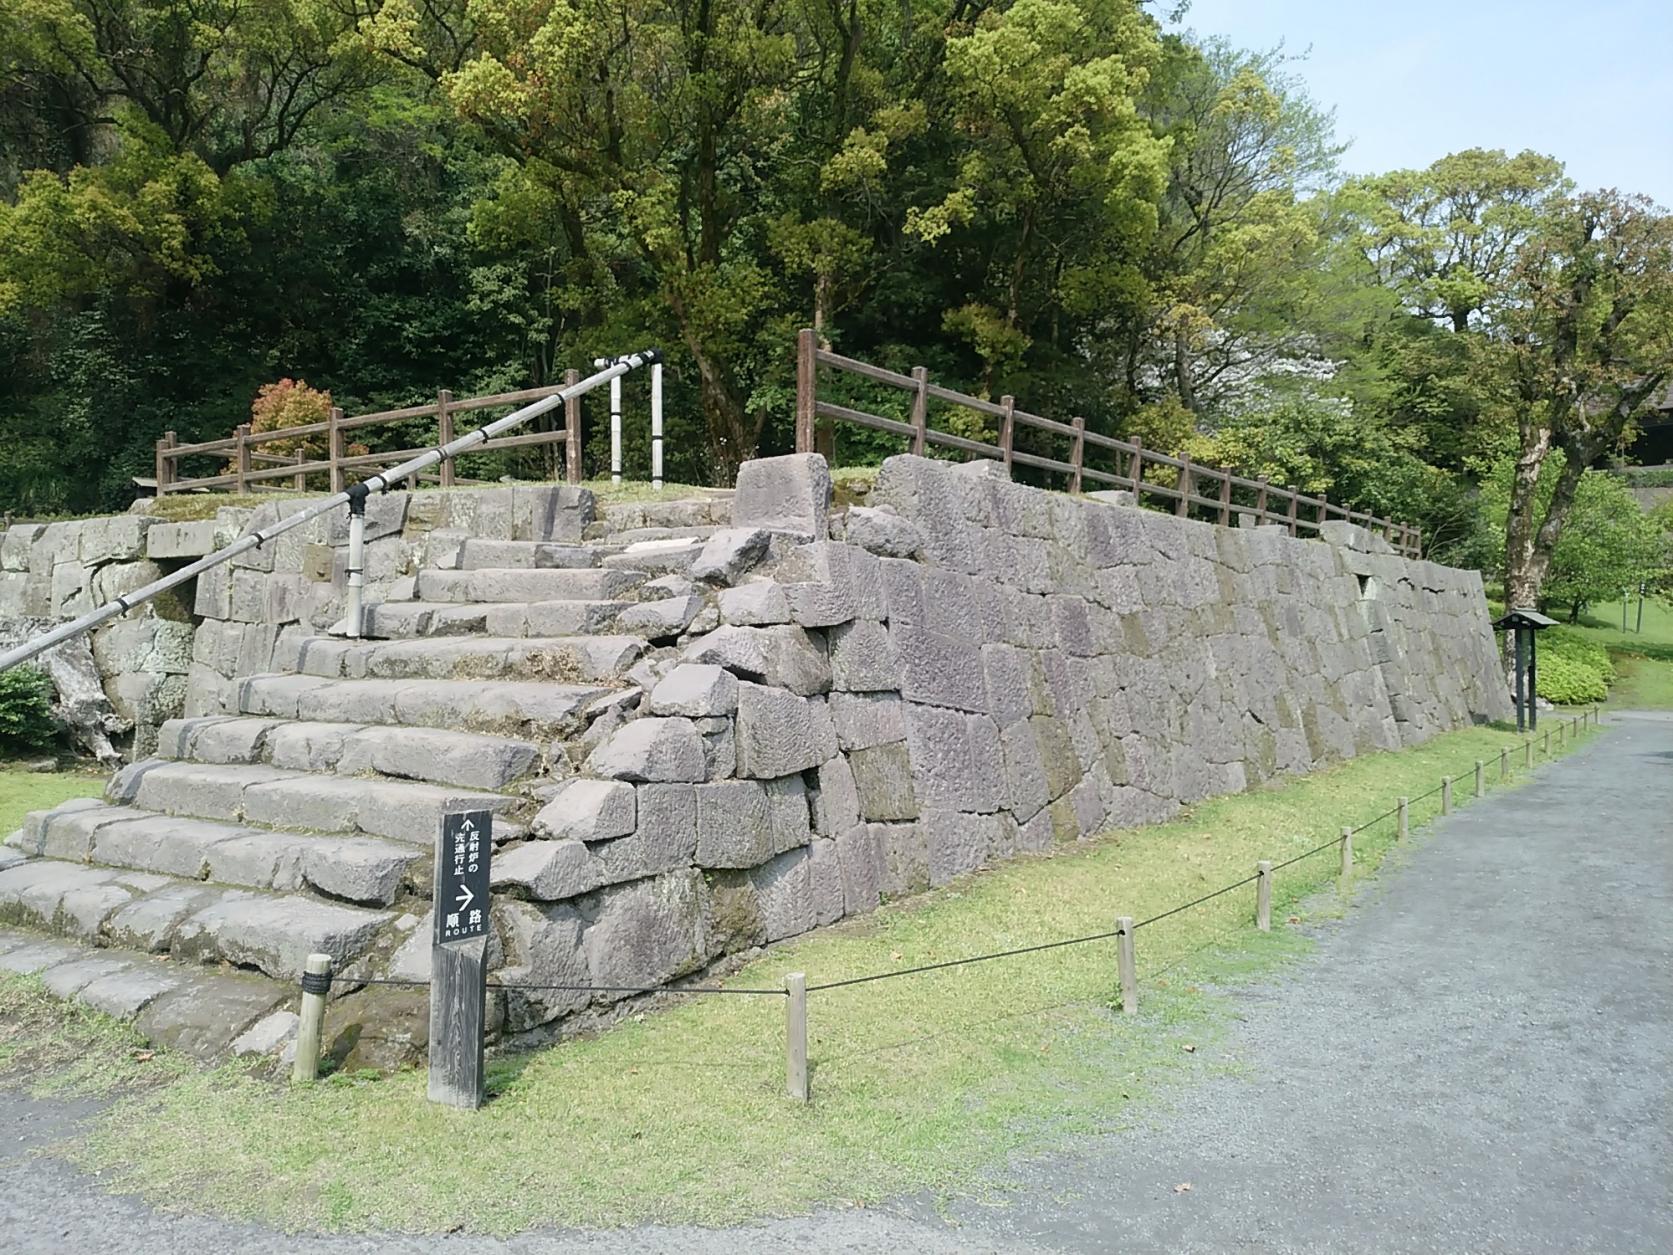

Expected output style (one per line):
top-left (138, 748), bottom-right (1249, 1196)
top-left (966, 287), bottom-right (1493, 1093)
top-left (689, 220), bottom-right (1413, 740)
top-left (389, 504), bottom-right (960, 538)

top-left (4, 721), bottom-right (1596, 1233)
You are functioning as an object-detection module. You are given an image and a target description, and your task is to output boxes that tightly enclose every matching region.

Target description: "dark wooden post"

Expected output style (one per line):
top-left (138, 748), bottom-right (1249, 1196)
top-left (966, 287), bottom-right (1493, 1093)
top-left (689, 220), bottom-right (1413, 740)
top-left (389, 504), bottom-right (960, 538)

top-left (155, 431), bottom-right (176, 495)
top-left (234, 424), bottom-right (252, 492)
top-left (1069, 416), bottom-right (1085, 493)
top-left (564, 368), bottom-right (582, 484)
top-left (1176, 454), bottom-right (1192, 518)
top-left (328, 407), bottom-right (346, 493)
top-left (1255, 476), bottom-right (1269, 523)
top-left (1317, 491), bottom-right (1329, 533)
top-left (999, 395), bottom-right (1015, 473)
top-left (438, 389), bottom-right (455, 488)
top-left (1217, 469), bottom-right (1231, 526)
top-left (795, 328), bottom-right (816, 453)
top-left (429, 808), bottom-right (492, 1110)
top-left (909, 366), bottom-right (928, 457)
top-left (1129, 437), bottom-right (1144, 494)
top-left (1286, 488), bottom-right (1299, 536)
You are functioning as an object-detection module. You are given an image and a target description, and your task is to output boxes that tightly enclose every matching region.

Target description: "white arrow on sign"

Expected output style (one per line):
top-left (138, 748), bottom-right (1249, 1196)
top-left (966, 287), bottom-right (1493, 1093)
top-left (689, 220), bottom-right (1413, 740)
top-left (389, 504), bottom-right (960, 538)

top-left (456, 882), bottom-right (475, 911)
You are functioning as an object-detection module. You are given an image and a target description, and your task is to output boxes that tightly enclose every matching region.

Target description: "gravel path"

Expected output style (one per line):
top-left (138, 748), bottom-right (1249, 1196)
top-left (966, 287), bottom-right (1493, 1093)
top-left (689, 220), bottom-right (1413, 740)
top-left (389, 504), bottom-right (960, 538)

top-left (4, 715), bottom-right (1669, 1254)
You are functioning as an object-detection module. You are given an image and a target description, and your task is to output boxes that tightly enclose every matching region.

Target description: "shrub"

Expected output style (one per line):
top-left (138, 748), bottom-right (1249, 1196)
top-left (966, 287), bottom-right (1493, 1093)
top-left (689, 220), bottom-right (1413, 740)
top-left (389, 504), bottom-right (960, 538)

top-left (1533, 652), bottom-right (1608, 705)
top-left (0, 666), bottom-right (61, 755)
top-left (1543, 627), bottom-right (1615, 685)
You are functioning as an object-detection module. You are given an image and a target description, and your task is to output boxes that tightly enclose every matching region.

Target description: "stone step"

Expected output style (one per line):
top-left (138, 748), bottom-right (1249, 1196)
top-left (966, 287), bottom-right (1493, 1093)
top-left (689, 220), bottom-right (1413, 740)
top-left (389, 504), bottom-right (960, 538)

top-left (157, 716), bottom-right (543, 791)
top-left (365, 599), bottom-right (631, 640)
top-left (288, 634), bottom-right (646, 684)
top-left (600, 537), bottom-right (705, 576)
top-left (109, 760), bottom-right (516, 843)
top-left (7, 798), bottom-right (422, 907)
top-left (0, 855), bottom-right (393, 981)
top-left (414, 567), bottom-right (646, 604)
top-left (455, 540), bottom-right (601, 570)
top-left (0, 924), bottom-right (295, 1061)
top-left (603, 524), bottom-right (727, 545)
top-left (234, 675), bottom-right (612, 740)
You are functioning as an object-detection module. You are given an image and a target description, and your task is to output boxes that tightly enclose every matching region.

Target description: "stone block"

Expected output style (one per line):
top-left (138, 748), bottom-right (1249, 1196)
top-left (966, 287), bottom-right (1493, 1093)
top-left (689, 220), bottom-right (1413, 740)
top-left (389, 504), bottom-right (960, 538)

top-left (922, 809), bottom-right (1006, 885)
top-left (683, 624), bottom-right (831, 695)
top-left (806, 836), bottom-right (846, 925)
top-left (810, 755), bottom-right (861, 835)
top-left (592, 784), bottom-right (697, 884)
top-left (849, 740), bottom-right (918, 821)
top-left (904, 704), bottom-right (1004, 813)
top-left (532, 779), bottom-right (637, 842)
top-left (586, 717), bottom-right (706, 783)
top-left (734, 683), bottom-right (838, 778)
top-left (835, 823), bottom-right (884, 914)
top-left (648, 663), bottom-right (738, 717)
top-left (702, 869), bottom-right (765, 956)
top-left (828, 620), bottom-right (897, 692)
top-left (829, 691), bottom-right (908, 751)
top-left (583, 870), bottom-right (706, 994)
top-left (750, 848), bottom-right (815, 942)
top-left (890, 624), bottom-right (987, 713)
top-left (730, 453), bottom-right (831, 539)
top-left (838, 507), bottom-right (925, 559)
top-left (496, 900), bottom-right (589, 1027)
top-left (694, 777), bottom-right (809, 868)
top-left (614, 594), bottom-right (703, 638)
top-left (689, 527), bottom-right (772, 585)
top-left (873, 822), bottom-right (928, 897)
top-left (492, 839), bottom-right (604, 901)
top-left (717, 579), bottom-right (792, 626)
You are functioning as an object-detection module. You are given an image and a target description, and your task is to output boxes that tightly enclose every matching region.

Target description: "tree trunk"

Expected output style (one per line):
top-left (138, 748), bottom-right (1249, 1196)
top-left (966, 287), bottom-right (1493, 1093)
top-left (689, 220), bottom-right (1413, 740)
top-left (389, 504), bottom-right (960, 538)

top-left (1502, 420), bottom-right (1551, 612)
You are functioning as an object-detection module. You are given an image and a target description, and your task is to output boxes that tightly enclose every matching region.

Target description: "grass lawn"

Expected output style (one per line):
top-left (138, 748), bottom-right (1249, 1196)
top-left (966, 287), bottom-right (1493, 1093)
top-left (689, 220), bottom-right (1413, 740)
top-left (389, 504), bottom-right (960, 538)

top-left (1568, 597), bottom-right (1673, 710)
top-left (0, 718), bottom-right (1599, 1234)
top-left (0, 769), bottom-right (106, 822)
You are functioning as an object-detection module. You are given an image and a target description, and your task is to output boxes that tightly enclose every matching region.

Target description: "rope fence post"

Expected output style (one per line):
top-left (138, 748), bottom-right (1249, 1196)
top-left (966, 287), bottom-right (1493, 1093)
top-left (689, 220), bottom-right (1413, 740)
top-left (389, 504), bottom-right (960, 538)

top-left (1397, 796), bottom-right (1408, 841)
top-left (1255, 861), bottom-right (1272, 932)
top-left (785, 972), bottom-right (809, 1103)
top-left (1441, 776), bottom-right (1452, 815)
top-left (292, 952), bottom-right (332, 1084)
top-left (1499, 747), bottom-right (1508, 782)
top-left (1474, 760), bottom-right (1484, 799)
top-left (609, 372), bottom-right (623, 485)
top-left (1524, 739), bottom-right (1533, 768)
top-left (1339, 827), bottom-right (1353, 879)
top-left (1542, 729), bottom-right (1550, 755)
top-left (1116, 917), bottom-right (1137, 1014)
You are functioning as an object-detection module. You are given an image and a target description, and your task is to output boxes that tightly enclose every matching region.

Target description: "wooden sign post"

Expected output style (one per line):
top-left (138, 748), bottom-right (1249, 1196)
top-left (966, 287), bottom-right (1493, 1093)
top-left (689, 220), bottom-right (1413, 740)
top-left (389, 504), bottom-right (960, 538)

top-left (429, 807), bottom-right (492, 1110)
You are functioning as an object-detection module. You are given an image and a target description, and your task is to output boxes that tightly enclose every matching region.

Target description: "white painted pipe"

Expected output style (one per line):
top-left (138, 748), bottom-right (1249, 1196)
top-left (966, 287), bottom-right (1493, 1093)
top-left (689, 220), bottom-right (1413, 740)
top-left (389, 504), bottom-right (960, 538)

top-left (651, 361), bottom-right (664, 491)
top-left (344, 507), bottom-right (366, 639)
top-left (609, 375), bottom-right (623, 485)
top-left (0, 350), bottom-right (661, 674)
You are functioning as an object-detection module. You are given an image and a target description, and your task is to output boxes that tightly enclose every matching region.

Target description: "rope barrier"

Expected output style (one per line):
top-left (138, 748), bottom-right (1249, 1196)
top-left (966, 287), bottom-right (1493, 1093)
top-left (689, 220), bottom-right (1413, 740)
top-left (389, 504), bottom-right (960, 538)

top-left (303, 974), bottom-right (785, 997)
top-left (1269, 835), bottom-right (1346, 872)
top-left (806, 929), bottom-right (1124, 994)
top-left (1131, 872), bottom-right (1262, 930)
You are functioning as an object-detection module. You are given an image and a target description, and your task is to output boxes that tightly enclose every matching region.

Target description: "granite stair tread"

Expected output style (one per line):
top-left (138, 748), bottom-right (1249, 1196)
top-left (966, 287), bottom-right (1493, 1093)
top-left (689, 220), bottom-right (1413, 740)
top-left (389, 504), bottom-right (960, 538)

top-left (413, 567), bottom-right (647, 604)
top-left (288, 633), bottom-right (646, 682)
top-left (233, 674), bottom-right (613, 738)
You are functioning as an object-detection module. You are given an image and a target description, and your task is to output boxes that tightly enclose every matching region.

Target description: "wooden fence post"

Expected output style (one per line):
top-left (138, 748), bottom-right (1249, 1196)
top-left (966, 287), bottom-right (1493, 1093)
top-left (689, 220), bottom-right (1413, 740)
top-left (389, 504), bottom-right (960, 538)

top-left (1396, 796), bottom-right (1408, 841)
top-left (1474, 760), bottom-right (1484, 799)
top-left (1176, 455), bottom-right (1192, 518)
top-left (564, 368), bottom-right (582, 485)
top-left (1070, 415), bottom-right (1085, 493)
top-left (1524, 739), bottom-right (1533, 768)
top-left (1542, 729), bottom-right (1550, 755)
top-left (328, 407), bottom-right (346, 494)
top-left (292, 952), bottom-right (331, 1084)
top-left (1499, 748), bottom-right (1508, 781)
top-left (1255, 861), bottom-right (1272, 932)
top-left (1116, 917), bottom-right (1137, 1014)
top-left (1286, 489), bottom-right (1299, 537)
top-left (1217, 470), bottom-right (1231, 526)
top-left (233, 424), bottom-right (251, 491)
top-left (795, 328), bottom-right (817, 454)
top-left (1339, 826), bottom-right (1353, 879)
top-left (154, 431), bottom-right (176, 495)
top-left (909, 366), bottom-right (928, 457)
top-left (1441, 776), bottom-right (1452, 814)
top-left (1317, 491), bottom-right (1329, 532)
top-left (437, 389), bottom-right (455, 488)
top-left (785, 972), bottom-right (809, 1102)
top-left (1254, 475), bottom-right (1270, 522)
top-left (292, 451), bottom-right (306, 491)
top-left (1129, 437), bottom-right (1144, 495)
top-left (999, 395), bottom-right (1015, 474)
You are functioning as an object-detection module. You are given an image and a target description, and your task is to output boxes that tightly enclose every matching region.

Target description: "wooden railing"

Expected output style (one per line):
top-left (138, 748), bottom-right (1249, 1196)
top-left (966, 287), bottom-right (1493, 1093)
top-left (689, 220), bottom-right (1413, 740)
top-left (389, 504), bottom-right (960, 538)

top-left (795, 329), bottom-right (1421, 558)
top-left (155, 371), bottom-right (588, 494)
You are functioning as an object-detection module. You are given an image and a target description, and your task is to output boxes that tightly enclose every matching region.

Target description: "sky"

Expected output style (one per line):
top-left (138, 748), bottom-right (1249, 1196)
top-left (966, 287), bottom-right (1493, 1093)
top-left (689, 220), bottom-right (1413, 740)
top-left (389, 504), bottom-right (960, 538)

top-left (1168, 0), bottom-right (1673, 206)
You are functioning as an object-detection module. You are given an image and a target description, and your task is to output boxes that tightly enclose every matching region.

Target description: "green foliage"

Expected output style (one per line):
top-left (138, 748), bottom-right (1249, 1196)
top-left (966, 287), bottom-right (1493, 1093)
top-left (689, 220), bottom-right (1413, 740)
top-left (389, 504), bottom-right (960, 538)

top-left (1543, 627), bottom-right (1615, 685)
top-left (1533, 652), bottom-right (1608, 705)
top-left (0, 668), bottom-right (60, 756)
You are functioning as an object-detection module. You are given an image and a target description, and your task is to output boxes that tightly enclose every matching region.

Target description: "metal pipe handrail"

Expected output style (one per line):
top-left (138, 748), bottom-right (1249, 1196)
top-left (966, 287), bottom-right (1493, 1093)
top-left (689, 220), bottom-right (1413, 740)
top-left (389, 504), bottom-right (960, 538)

top-left (0, 350), bottom-right (661, 675)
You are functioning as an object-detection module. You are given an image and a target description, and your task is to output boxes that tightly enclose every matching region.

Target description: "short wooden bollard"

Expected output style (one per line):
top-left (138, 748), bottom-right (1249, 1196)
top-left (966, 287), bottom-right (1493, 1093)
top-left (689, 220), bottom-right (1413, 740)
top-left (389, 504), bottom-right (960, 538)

top-left (785, 972), bottom-right (809, 1103)
top-left (1543, 730), bottom-right (1550, 755)
top-left (1255, 861), bottom-right (1273, 932)
top-left (292, 952), bottom-right (332, 1084)
top-left (1441, 776), bottom-right (1452, 815)
top-left (1116, 917), bottom-right (1137, 1014)
top-left (1499, 748), bottom-right (1508, 781)
top-left (1557, 721), bottom-right (1565, 748)
top-left (1396, 796), bottom-right (1408, 841)
top-left (1339, 826), bottom-right (1353, 879)
top-left (1474, 760), bottom-right (1484, 799)
top-left (1524, 740), bottom-right (1533, 768)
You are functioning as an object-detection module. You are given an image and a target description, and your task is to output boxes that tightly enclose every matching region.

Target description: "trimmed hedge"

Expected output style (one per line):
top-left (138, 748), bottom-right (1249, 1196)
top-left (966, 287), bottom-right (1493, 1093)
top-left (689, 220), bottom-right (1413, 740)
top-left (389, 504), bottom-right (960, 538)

top-left (0, 666), bottom-right (60, 754)
top-left (1533, 628), bottom-right (1615, 705)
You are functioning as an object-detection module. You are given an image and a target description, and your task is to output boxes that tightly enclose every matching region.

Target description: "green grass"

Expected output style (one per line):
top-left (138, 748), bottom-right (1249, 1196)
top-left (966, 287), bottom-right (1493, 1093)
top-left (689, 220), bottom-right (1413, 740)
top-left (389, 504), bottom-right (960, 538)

top-left (1567, 596), bottom-right (1673, 709)
top-left (0, 720), bottom-right (1595, 1235)
top-left (0, 769), bottom-right (105, 819)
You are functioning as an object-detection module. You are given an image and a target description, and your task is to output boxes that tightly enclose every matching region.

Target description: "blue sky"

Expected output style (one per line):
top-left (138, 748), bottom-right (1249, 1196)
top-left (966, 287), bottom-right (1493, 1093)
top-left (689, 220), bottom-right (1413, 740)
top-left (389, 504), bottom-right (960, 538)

top-left (1169, 1), bottom-right (1673, 206)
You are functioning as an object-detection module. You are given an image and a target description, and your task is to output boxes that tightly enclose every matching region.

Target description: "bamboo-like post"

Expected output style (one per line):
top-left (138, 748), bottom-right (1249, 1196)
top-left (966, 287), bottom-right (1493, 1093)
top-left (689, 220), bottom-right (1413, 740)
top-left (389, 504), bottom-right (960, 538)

top-left (1254, 475), bottom-right (1270, 522)
top-left (795, 328), bottom-right (816, 453)
top-left (1129, 436), bottom-right (1145, 495)
top-left (564, 368), bottom-right (582, 484)
top-left (909, 366), bottom-right (928, 457)
top-left (998, 395), bottom-right (1015, 474)
top-left (292, 451), bottom-right (306, 491)
top-left (292, 952), bottom-right (332, 1084)
top-left (438, 389), bottom-right (455, 488)
top-left (1069, 415), bottom-right (1085, 493)
top-left (785, 972), bottom-right (809, 1102)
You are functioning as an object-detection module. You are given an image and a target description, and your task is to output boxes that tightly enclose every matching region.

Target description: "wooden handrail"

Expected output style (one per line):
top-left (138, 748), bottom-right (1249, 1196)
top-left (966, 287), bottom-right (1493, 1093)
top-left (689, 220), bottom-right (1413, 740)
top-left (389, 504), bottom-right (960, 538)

top-left (795, 329), bottom-right (1423, 559)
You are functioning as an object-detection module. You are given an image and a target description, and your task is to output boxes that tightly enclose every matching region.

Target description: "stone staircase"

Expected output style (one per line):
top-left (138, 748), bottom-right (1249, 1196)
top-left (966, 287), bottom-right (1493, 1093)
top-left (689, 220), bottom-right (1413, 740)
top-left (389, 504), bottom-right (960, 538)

top-left (0, 490), bottom-right (738, 1066)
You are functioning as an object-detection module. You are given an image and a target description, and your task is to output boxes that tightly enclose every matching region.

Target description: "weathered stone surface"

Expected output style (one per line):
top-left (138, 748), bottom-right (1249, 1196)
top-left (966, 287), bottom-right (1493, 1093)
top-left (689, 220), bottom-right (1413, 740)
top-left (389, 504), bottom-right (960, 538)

top-left (586, 717), bottom-right (706, 783)
top-left (838, 507), bottom-right (925, 559)
top-left (532, 779), bottom-right (637, 842)
top-left (582, 870), bottom-right (705, 994)
top-left (730, 453), bottom-right (831, 539)
top-left (231, 1009), bottom-right (300, 1058)
top-left (835, 823), bottom-right (884, 914)
top-left (695, 777), bottom-right (809, 868)
top-left (829, 620), bottom-right (897, 693)
top-left (717, 580), bottom-right (791, 626)
top-left (615, 595), bottom-right (703, 638)
top-left (496, 900), bottom-right (589, 1027)
top-left (491, 839), bottom-right (603, 901)
top-left (683, 624), bottom-right (831, 695)
top-left (849, 740), bottom-right (918, 821)
top-left (829, 691), bottom-right (909, 751)
top-left (690, 528), bottom-right (772, 585)
top-left (733, 683), bottom-right (838, 778)
top-left (811, 755), bottom-right (861, 835)
top-left (591, 784), bottom-right (697, 884)
top-left (750, 847), bottom-right (816, 942)
top-left (648, 663), bottom-right (738, 717)
top-left (335, 726), bottom-right (539, 790)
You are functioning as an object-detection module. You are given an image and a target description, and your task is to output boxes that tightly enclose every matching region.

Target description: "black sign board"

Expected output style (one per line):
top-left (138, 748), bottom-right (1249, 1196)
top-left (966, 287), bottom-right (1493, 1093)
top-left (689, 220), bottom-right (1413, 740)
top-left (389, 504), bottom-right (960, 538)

top-left (435, 809), bottom-right (492, 944)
